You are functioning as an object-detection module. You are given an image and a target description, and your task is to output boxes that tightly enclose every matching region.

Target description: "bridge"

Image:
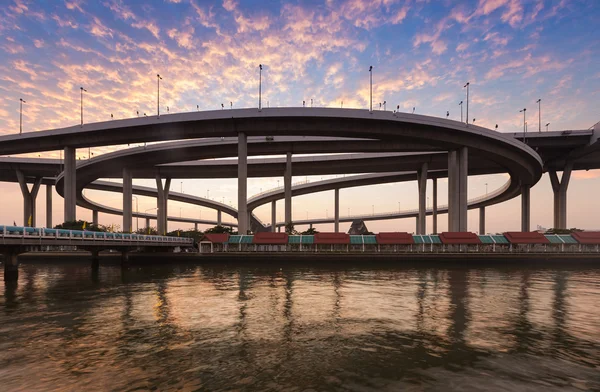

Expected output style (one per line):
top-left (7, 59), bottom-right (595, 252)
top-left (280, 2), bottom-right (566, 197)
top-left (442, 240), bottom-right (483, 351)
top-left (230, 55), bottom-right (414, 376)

top-left (0, 225), bottom-right (194, 280)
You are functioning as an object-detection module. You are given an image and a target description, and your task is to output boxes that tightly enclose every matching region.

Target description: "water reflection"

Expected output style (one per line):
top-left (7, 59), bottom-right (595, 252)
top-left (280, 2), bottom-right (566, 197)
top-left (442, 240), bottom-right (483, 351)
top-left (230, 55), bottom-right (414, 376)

top-left (1, 262), bottom-right (599, 391)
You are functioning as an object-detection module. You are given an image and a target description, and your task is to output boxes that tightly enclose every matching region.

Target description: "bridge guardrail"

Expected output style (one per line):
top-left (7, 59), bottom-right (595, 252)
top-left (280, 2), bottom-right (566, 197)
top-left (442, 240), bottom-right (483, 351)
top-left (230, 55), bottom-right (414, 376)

top-left (0, 225), bottom-right (193, 245)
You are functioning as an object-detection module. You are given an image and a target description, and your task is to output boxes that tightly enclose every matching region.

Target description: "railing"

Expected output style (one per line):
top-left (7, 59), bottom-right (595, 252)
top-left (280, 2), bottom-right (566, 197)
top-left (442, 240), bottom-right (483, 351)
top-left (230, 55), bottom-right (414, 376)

top-left (0, 225), bottom-right (194, 245)
top-left (249, 180), bottom-right (311, 201)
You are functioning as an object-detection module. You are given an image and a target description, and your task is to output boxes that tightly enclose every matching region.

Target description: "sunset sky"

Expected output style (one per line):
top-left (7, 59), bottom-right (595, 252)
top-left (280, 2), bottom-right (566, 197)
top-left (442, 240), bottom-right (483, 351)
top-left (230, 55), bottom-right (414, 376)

top-left (0, 0), bottom-right (598, 233)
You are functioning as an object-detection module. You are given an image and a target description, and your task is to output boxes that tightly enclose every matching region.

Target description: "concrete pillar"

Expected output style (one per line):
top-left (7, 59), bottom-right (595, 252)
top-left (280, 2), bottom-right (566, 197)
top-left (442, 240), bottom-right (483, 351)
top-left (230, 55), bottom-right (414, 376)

top-left (63, 146), bottom-right (76, 222)
top-left (458, 147), bottom-right (468, 232)
top-left (4, 251), bottom-right (19, 281)
top-left (334, 188), bottom-right (340, 233)
top-left (238, 132), bottom-right (248, 234)
top-left (92, 210), bottom-right (98, 226)
top-left (217, 210), bottom-right (222, 226)
top-left (415, 216), bottom-right (418, 234)
top-left (194, 222), bottom-right (198, 231)
top-left (284, 152), bottom-right (292, 226)
top-left (432, 178), bottom-right (438, 234)
top-left (521, 185), bottom-right (531, 232)
top-left (46, 184), bottom-right (52, 228)
top-left (417, 162), bottom-right (428, 234)
top-left (447, 150), bottom-right (459, 232)
top-left (122, 168), bottom-right (132, 233)
top-left (479, 207), bottom-right (485, 235)
top-left (549, 163), bottom-right (573, 230)
top-left (145, 217), bottom-right (150, 229)
top-left (16, 170), bottom-right (42, 227)
top-left (155, 176), bottom-right (171, 235)
top-left (271, 201), bottom-right (276, 232)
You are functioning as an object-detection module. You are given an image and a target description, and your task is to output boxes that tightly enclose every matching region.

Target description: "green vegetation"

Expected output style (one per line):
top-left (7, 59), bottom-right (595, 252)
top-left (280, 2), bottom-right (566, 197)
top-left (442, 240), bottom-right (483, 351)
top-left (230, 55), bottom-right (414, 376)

top-left (301, 227), bottom-right (319, 235)
top-left (545, 228), bottom-right (583, 234)
top-left (54, 220), bottom-right (106, 232)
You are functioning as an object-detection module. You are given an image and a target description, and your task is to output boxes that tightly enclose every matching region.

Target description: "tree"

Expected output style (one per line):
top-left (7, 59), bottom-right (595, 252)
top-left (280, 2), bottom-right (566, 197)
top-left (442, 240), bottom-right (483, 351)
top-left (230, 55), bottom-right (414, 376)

top-left (285, 222), bottom-right (298, 235)
top-left (55, 220), bottom-right (106, 232)
top-left (136, 226), bottom-right (158, 235)
top-left (205, 225), bottom-right (235, 234)
top-left (545, 228), bottom-right (583, 235)
top-left (301, 227), bottom-right (319, 235)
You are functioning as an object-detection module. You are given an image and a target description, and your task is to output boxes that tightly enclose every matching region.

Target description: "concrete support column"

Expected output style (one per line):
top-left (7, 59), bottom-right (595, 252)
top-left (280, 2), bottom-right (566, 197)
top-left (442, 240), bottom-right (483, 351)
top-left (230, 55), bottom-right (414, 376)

top-left (447, 151), bottom-right (459, 232)
top-left (417, 162), bottom-right (428, 234)
top-left (432, 178), bottom-right (438, 234)
top-left (155, 176), bottom-right (171, 235)
top-left (458, 147), bottom-right (468, 232)
top-left (63, 146), bottom-right (76, 222)
top-left (479, 207), bottom-right (485, 235)
top-left (145, 217), bottom-right (151, 229)
top-left (415, 216), bottom-right (418, 234)
top-left (549, 163), bottom-right (573, 230)
top-left (238, 132), bottom-right (248, 234)
top-left (284, 152), bottom-right (292, 227)
top-left (334, 188), bottom-right (340, 233)
top-left (217, 210), bottom-right (222, 226)
top-left (521, 185), bottom-right (531, 232)
top-left (271, 201), bottom-right (276, 232)
top-left (4, 252), bottom-right (19, 281)
top-left (46, 185), bottom-right (53, 228)
top-left (92, 210), bottom-right (98, 226)
top-left (194, 222), bottom-right (198, 231)
top-left (16, 170), bottom-right (42, 227)
top-left (122, 168), bottom-right (132, 233)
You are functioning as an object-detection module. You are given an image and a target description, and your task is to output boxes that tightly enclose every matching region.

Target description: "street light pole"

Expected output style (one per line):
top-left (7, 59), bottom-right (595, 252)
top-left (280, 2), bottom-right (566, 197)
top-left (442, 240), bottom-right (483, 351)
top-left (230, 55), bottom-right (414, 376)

top-left (546, 122), bottom-right (550, 132)
top-left (19, 98), bottom-right (26, 134)
top-left (258, 64), bottom-right (262, 110)
top-left (520, 108), bottom-right (527, 142)
top-left (132, 196), bottom-right (139, 232)
top-left (80, 87), bottom-right (87, 126)
top-left (459, 101), bottom-right (463, 123)
top-left (369, 66), bottom-right (373, 112)
top-left (157, 74), bottom-right (162, 117)
top-left (463, 82), bottom-right (470, 125)
top-left (536, 98), bottom-right (541, 133)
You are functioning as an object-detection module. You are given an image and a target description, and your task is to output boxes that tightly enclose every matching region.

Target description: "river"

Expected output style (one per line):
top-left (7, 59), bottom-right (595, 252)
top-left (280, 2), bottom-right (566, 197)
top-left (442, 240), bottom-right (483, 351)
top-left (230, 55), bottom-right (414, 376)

top-left (1, 260), bottom-right (599, 391)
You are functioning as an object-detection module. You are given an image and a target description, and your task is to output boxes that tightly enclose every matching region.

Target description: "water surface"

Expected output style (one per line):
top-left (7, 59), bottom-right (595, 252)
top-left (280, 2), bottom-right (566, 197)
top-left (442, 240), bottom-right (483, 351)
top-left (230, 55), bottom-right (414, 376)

top-left (1, 260), bottom-right (599, 391)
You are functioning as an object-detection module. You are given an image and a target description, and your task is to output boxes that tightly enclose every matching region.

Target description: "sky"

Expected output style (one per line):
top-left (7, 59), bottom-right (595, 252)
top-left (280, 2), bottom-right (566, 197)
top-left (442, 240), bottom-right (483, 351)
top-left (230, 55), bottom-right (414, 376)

top-left (0, 0), bottom-right (599, 233)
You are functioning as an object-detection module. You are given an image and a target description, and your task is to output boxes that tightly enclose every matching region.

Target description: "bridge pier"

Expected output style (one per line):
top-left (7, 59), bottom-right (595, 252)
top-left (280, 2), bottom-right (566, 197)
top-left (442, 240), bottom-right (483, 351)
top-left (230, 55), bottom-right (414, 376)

top-left (432, 178), bottom-right (438, 234)
top-left (3, 251), bottom-right (19, 281)
top-left (46, 184), bottom-right (53, 228)
top-left (334, 188), bottom-right (340, 233)
top-left (238, 132), bottom-right (248, 234)
top-left (155, 176), bottom-right (171, 235)
top-left (417, 162), bottom-right (428, 234)
top-left (448, 148), bottom-right (468, 232)
top-left (271, 201), bottom-right (276, 232)
top-left (123, 168), bottom-right (132, 233)
top-left (145, 217), bottom-right (151, 231)
top-left (93, 210), bottom-right (98, 226)
top-left (521, 185), bottom-right (531, 232)
top-left (194, 222), bottom-right (198, 231)
top-left (549, 163), bottom-right (572, 230)
top-left (16, 170), bottom-right (42, 227)
top-left (217, 210), bottom-right (222, 226)
top-left (479, 207), bottom-right (485, 235)
top-left (284, 152), bottom-right (292, 228)
top-left (64, 146), bottom-right (77, 222)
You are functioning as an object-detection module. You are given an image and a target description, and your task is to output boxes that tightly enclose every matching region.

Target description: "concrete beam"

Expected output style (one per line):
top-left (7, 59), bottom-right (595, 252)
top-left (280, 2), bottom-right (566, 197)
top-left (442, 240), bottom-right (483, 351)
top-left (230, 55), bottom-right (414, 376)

top-left (549, 162), bottom-right (573, 229)
top-left (479, 207), bottom-right (485, 235)
top-left (417, 162), bottom-right (428, 234)
top-left (123, 168), bottom-right (132, 233)
top-left (284, 152), bottom-right (292, 226)
top-left (432, 178), bottom-right (438, 234)
top-left (46, 184), bottom-right (52, 228)
top-left (238, 132), bottom-right (248, 234)
top-left (64, 146), bottom-right (76, 222)
top-left (334, 188), bottom-right (340, 233)
top-left (521, 185), bottom-right (530, 232)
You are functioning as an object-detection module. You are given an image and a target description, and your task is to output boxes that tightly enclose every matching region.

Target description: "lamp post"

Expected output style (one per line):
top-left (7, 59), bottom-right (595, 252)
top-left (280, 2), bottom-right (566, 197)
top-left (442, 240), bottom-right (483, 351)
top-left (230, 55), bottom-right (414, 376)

top-left (383, 101), bottom-right (386, 111)
top-left (19, 98), bottom-right (26, 134)
top-left (459, 101), bottom-right (463, 122)
top-left (398, 201), bottom-right (400, 213)
top-left (485, 183), bottom-right (488, 196)
top-left (157, 74), bottom-right (162, 117)
top-left (80, 87), bottom-right (87, 126)
top-left (369, 65), bottom-right (373, 112)
top-left (546, 122), bottom-right (550, 132)
top-left (463, 82), bottom-right (470, 125)
top-left (536, 98), bottom-right (541, 133)
top-left (258, 64), bottom-right (263, 110)
top-left (520, 108), bottom-right (527, 143)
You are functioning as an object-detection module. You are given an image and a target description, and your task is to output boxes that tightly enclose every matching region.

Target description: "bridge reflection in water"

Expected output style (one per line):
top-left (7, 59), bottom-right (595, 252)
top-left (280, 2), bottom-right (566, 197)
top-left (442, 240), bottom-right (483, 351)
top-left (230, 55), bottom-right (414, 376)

top-left (1, 262), bottom-right (599, 391)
